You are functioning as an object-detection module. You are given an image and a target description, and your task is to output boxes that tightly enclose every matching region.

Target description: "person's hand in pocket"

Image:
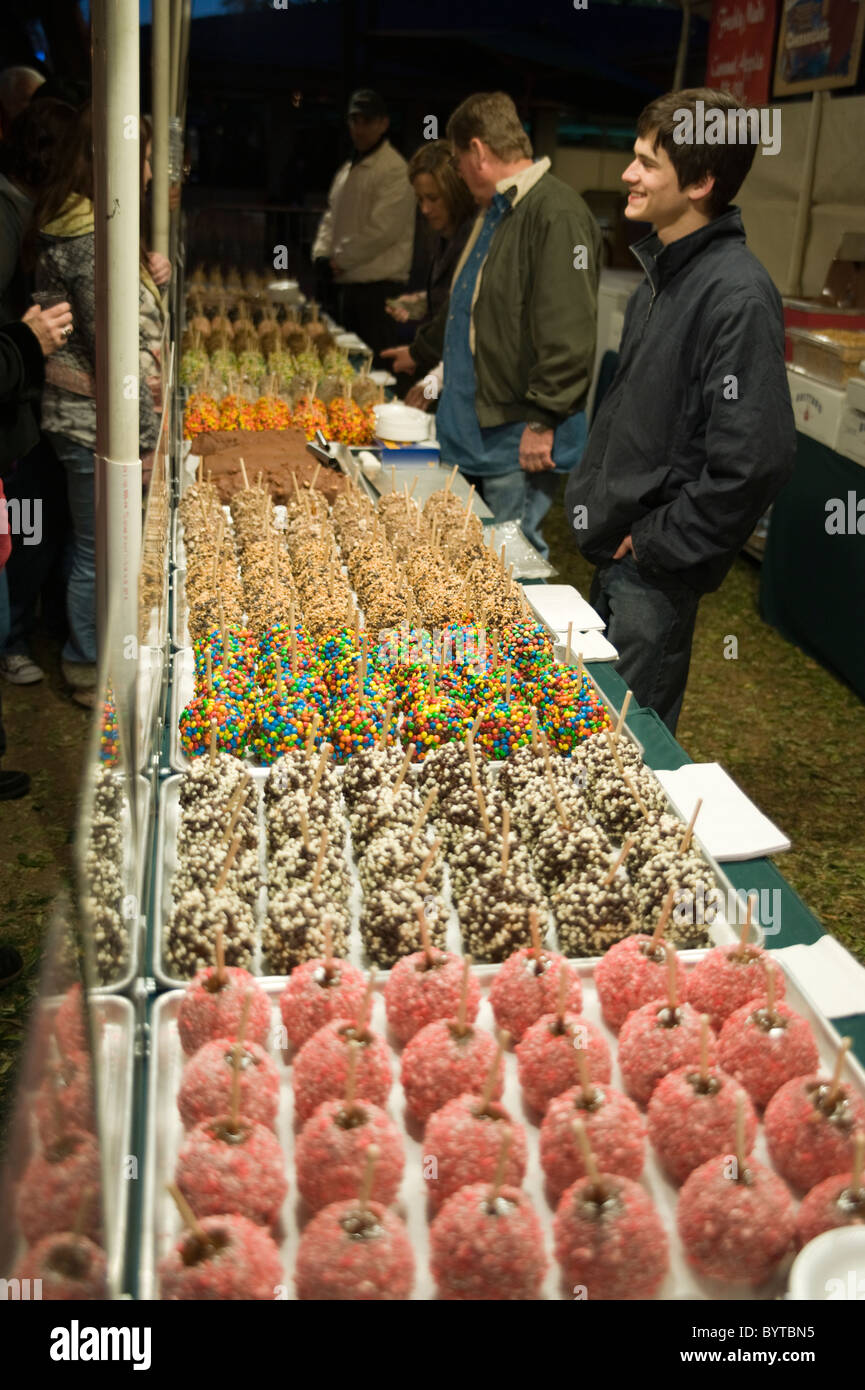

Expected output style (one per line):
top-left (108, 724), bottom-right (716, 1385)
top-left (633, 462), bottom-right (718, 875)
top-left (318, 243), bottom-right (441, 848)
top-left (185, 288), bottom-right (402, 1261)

top-left (613, 534), bottom-right (634, 559)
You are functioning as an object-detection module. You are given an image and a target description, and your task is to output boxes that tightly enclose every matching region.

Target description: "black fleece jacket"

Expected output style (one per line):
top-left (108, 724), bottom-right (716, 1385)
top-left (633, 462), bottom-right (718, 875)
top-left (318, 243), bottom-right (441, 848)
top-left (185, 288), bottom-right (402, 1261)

top-left (0, 318), bottom-right (44, 477)
top-left (565, 208), bottom-right (795, 595)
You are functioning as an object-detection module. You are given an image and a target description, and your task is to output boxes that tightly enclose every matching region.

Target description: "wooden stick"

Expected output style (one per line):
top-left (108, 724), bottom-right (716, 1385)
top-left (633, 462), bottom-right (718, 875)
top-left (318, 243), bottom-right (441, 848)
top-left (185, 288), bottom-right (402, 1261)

top-left (666, 943), bottom-right (679, 1011)
top-left (556, 960), bottom-right (570, 1028)
top-left (343, 1039), bottom-right (360, 1118)
top-left (392, 743), bottom-right (415, 798)
top-left (614, 690), bottom-right (632, 739)
top-left (455, 956), bottom-right (472, 1036)
top-left (304, 710), bottom-right (320, 757)
top-left (475, 1030), bottom-right (509, 1116)
top-left (699, 1014), bottom-right (711, 1084)
top-left (473, 774), bottom-right (491, 836)
top-left (215, 927), bottom-right (226, 987)
top-left (764, 955), bottom-right (776, 1016)
top-left (209, 719), bottom-right (218, 767)
top-left (622, 769), bottom-right (649, 821)
top-left (309, 743), bottom-right (330, 799)
top-left (851, 1131), bottom-right (865, 1193)
top-left (416, 903), bottom-right (435, 966)
top-left (737, 897), bottom-right (754, 954)
top-left (377, 700), bottom-right (393, 750)
top-left (298, 808), bottom-right (312, 853)
top-left (411, 785), bottom-right (438, 838)
top-left (488, 1129), bottom-right (512, 1205)
top-left (650, 885), bottom-right (678, 951)
top-left (311, 827), bottom-right (329, 893)
top-left (576, 1045), bottom-right (596, 1104)
top-left (604, 728), bottom-right (625, 778)
top-left (239, 456), bottom-right (250, 490)
top-left (504, 659), bottom-right (512, 704)
top-left (323, 917), bottom-right (334, 978)
top-left (572, 1118), bottom-right (602, 1190)
top-left (167, 1183), bottom-right (208, 1241)
top-left (500, 803), bottom-right (511, 876)
top-left (602, 837), bottom-right (635, 888)
top-left (529, 907), bottom-right (544, 962)
top-left (205, 646), bottom-right (213, 696)
top-left (828, 1037), bottom-right (852, 1105)
top-left (444, 463), bottom-right (458, 494)
top-left (215, 835), bottom-right (241, 891)
top-left (228, 1040), bottom-right (243, 1134)
top-left (541, 732), bottom-right (570, 829)
top-left (358, 1144), bottom-right (378, 1213)
top-left (358, 969), bottom-right (377, 1034)
top-left (414, 837), bottom-right (441, 888)
top-left (679, 798), bottom-right (703, 854)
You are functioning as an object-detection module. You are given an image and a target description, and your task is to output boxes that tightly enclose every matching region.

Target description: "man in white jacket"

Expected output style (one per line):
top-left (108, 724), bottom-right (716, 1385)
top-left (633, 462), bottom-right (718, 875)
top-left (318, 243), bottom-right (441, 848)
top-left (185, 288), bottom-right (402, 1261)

top-left (312, 90), bottom-right (415, 363)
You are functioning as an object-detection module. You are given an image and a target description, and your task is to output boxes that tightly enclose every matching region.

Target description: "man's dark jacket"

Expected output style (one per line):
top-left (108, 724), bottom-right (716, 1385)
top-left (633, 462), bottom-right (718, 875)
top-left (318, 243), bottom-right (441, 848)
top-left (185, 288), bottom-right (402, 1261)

top-left (0, 319), bottom-right (43, 478)
top-left (565, 208), bottom-right (796, 594)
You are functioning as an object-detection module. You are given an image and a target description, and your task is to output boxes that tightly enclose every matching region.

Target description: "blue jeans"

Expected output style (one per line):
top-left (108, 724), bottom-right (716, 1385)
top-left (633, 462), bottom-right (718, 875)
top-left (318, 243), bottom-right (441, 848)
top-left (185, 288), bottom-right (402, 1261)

top-left (45, 432), bottom-right (97, 666)
top-left (471, 469), bottom-right (560, 559)
top-left (589, 552), bottom-right (700, 734)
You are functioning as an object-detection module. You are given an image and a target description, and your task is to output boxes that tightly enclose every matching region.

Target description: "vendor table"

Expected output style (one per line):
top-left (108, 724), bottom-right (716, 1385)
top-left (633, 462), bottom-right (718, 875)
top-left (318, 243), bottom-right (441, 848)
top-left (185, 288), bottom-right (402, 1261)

top-left (760, 430), bottom-right (865, 700)
top-left (116, 458), bottom-right (865, 1298)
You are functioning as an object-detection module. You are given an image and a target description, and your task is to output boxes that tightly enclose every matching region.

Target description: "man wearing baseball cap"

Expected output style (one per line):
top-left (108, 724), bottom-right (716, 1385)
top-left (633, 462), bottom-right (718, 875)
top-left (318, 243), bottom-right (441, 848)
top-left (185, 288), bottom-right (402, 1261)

top-left (312, 89), bottom-right (415, 362)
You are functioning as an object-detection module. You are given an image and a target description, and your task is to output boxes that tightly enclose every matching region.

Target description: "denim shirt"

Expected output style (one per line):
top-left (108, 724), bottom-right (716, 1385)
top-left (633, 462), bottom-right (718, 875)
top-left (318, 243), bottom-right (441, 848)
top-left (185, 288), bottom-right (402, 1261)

top-left (436, 192), bottom-right (587, 478)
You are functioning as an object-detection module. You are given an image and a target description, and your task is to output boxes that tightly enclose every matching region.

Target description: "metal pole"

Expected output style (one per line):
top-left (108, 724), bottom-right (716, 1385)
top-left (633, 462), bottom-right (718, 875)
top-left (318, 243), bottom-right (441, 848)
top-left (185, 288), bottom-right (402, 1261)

top-left (170, 0), bottom-right (184, 118)
top-left (785, 92), bottom-right (823, 298)
top-left (673, 0), bottom-right (692, 89)
top-left (152, 0), bottom-right (171, 259)
top-left (91, 0), bottom-right (141, 778)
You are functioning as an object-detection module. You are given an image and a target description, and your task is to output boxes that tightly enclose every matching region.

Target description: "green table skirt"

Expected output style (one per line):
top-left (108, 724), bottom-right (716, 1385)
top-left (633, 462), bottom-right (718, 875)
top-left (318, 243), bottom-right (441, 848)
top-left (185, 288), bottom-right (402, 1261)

top-left (760, 431), bottom-right (865, 699)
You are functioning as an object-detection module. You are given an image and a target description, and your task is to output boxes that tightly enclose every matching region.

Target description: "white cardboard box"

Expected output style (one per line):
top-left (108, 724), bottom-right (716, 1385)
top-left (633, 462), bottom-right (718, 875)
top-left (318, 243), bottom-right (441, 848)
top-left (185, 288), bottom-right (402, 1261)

top-left (787, 366), bottom-right (845, 448)
top-left (837, 406), bottom-right (865, 467)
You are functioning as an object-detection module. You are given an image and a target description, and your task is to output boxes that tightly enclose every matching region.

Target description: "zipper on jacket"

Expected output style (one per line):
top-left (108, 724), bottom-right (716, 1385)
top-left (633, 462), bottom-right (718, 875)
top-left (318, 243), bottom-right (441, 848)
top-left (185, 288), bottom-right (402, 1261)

top-left (630, 243), bottom-right (658, 327)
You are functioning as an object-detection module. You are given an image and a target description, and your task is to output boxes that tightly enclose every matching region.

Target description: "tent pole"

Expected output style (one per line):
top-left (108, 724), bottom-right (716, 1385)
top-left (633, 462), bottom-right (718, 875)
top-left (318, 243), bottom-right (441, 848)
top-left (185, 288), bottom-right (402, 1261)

top-left (785, 92), bottom-right (823, 298)
top-left (90, 0), bottom-right (141, 772)
top-left (673, 0), bottom-right (691, 89)
top-left (152, 0), bottom-right (171, 259)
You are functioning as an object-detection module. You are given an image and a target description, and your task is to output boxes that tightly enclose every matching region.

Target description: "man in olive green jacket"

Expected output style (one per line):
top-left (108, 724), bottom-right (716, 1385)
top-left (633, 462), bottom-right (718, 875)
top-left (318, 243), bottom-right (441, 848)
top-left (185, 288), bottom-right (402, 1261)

top-left (384, 91), bottom-right (600, 557)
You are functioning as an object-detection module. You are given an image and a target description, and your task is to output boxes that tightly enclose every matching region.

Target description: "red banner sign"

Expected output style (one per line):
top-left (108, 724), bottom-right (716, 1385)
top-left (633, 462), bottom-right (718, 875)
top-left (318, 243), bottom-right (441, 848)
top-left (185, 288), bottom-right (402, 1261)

top-left (706, 0), bottom-right (779, 105)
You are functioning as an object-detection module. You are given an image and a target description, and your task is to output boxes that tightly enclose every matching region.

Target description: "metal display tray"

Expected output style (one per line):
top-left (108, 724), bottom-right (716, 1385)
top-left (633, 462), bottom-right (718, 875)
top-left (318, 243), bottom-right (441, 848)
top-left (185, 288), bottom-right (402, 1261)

top-left (139, 957), bottom-right (865, 1301)
top-left (152, 758), bottom-right (760, 990)
top-left (90, 774), bottom-right (151, 996)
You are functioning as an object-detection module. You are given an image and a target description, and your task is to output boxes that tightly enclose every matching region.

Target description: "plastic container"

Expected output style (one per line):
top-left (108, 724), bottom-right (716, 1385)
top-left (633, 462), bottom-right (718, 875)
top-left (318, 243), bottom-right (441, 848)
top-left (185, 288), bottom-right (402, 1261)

top-left (787, 328), bottom-right (865, 387)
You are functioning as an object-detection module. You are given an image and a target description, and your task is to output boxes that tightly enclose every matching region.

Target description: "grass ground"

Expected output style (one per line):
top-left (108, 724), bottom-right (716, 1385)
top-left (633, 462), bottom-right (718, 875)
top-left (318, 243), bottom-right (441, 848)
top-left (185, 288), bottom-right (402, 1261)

top-left (0, 634), bottom-right (87, 1140)
top-left (544, 479), bottom-right (865, 964)
top-left (0, 488), bottom-right (863, 1131)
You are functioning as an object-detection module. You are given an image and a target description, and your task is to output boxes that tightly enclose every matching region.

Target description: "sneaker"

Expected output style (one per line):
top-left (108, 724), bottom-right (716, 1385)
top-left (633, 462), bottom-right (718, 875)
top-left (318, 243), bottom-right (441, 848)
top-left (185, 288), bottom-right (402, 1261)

top-left (0, 770), bottom-right (30, 800)
top-left (61, 660), bottom-right (98, 690)
top-left (0, 653), bottom-right (44, 684)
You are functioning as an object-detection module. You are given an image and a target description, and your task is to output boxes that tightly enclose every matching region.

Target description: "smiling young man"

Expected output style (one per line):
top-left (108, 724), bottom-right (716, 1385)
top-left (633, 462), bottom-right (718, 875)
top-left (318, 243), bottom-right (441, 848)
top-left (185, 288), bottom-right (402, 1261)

top-left (565, 87), bottom-right (795, 732)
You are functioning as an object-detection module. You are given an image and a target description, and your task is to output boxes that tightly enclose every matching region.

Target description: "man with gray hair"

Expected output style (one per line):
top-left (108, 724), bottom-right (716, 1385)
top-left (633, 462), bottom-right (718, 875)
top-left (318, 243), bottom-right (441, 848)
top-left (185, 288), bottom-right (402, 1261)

top-left (384, 91), bottom-right (600, 559)
top-left (0, 67), bottom-right (45, 138)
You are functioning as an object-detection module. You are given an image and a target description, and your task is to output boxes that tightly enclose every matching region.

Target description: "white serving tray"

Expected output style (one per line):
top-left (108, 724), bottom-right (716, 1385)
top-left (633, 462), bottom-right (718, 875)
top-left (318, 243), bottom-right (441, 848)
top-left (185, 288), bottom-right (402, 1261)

top-left (139, 957), bottom-right (865, 1301)
top-left (153, 753), bottom-right (760, 990)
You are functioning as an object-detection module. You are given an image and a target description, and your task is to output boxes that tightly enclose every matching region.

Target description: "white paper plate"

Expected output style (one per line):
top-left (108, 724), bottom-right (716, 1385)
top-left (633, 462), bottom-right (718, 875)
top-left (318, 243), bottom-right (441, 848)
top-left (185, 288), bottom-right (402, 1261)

top-left (373, 402), bottom-right (432, 442)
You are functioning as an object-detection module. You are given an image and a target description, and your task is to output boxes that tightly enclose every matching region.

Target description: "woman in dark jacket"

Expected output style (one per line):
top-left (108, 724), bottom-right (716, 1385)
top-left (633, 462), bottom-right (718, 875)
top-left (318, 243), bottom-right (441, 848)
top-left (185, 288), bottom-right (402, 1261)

top-left (386, 140), bottom-right (474, 337)
top-left (0, 299), bottom-right (72, 797)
